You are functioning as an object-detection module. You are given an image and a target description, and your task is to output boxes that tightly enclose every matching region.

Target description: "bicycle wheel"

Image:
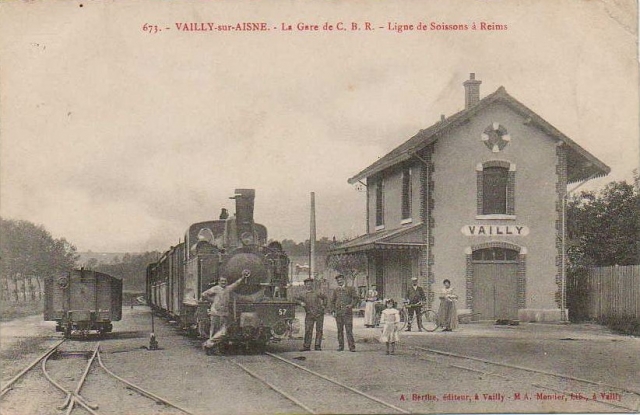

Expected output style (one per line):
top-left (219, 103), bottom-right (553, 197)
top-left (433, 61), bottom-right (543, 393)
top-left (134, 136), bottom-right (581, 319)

top-left (422, 309), bottom-right (439, 332)
top-left (398, 308), bottom-right (408, 331)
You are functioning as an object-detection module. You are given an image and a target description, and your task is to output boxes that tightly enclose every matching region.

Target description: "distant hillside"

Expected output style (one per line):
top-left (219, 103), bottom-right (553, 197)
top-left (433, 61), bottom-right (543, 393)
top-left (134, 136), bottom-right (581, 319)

top-left (77, 251), bottom-right (158, 293)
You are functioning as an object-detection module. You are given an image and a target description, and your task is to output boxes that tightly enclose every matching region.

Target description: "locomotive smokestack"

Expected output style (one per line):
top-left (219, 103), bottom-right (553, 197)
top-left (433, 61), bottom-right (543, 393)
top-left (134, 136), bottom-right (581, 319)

top-left (232, 189), bottom-right (255, 242)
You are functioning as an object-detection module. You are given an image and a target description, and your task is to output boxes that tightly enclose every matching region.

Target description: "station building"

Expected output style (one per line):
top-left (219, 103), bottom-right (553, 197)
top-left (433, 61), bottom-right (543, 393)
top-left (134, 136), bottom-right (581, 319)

top-left (330, 74), bottom-right (610, 322)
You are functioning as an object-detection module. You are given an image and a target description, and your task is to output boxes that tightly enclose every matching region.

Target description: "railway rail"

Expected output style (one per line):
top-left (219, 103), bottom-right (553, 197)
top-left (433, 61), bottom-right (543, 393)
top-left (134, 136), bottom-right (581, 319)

top-left (409, 345), bottom-right (640, 413)
top-left (230, 351), bottom-right (410, 414)
top-left (0, 339), bottom-right (196, 415)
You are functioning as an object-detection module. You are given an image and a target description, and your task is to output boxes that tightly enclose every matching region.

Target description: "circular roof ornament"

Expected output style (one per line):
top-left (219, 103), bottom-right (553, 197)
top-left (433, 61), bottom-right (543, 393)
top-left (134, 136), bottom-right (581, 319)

top-left (481, 122), bottom-right (511, 153)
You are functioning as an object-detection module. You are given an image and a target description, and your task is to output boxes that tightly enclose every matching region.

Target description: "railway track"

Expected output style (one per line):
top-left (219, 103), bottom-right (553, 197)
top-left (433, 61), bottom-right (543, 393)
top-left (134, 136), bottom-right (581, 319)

top-left (409, 345), bottom-right (640, 413)
top-left (230, 351), bottom-right (410, 414)
top-left (0, 339), bottom-right (196, 415)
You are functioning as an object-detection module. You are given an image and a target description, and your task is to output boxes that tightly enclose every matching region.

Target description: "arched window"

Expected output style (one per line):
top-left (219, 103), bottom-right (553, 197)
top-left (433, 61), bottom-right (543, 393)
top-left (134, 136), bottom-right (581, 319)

top-left (476, 161), bottom-right (516, 216)
top-left (483, 166), bottom-right (508, 214)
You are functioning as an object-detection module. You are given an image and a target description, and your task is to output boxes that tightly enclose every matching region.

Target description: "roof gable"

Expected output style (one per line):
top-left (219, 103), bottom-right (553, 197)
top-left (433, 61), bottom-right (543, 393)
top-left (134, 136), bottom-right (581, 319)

top-left (348, 87), bottom-right (610, 184)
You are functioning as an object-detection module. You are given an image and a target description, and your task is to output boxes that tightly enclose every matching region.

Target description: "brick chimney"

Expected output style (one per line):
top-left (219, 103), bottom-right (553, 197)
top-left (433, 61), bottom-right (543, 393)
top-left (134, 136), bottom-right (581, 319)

top-left (463, 73), bottom-right (482, 109)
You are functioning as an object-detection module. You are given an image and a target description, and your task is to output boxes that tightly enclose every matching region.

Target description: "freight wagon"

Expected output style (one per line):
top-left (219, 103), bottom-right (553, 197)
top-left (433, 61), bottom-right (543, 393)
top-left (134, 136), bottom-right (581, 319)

top-left (44, 269), bottom-right (122, 337)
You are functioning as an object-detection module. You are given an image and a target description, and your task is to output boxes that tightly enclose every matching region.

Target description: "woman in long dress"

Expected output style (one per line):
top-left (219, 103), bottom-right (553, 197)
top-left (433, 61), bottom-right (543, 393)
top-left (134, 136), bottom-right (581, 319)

top-left (437, 279), bottom-right (458, 331)
top-left (379, 298), bottom-right (400, 355)
top-left (364, 285), bottom-right (378, 327)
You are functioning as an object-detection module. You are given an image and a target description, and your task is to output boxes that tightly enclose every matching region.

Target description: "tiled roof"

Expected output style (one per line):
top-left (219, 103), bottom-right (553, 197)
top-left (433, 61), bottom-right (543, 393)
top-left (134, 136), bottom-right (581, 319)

top-left (330, 223), bottom-right (426, 255)
top-left (348, 87), bottom-right (610, 185)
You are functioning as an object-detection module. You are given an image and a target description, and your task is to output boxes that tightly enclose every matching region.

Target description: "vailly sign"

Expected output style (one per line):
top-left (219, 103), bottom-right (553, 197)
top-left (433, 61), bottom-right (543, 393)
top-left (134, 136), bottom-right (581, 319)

top-left (461, 225), bottom-right (529, 236)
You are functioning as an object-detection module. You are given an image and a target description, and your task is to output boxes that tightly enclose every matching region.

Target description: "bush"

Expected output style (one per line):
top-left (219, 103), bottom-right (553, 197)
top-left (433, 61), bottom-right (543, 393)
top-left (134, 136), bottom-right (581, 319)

top-left (599, 315), bottom-right (640, 336)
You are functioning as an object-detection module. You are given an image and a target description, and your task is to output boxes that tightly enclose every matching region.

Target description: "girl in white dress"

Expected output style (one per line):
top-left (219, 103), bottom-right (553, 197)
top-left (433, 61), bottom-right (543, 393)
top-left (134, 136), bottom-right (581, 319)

top-left (379, 298), bottom-right (400, 355)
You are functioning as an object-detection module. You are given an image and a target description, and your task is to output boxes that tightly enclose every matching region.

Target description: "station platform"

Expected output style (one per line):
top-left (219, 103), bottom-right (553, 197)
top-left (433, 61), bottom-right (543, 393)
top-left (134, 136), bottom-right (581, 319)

top-left (294, 310), bottom-right (628, 343)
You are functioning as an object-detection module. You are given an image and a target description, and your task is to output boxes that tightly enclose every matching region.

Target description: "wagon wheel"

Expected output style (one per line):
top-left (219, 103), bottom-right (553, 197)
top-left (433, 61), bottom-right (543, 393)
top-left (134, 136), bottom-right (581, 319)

top-left (249, 340), bottom-right (267, 354)
top-left (255, 342), bottom-right (267, 354)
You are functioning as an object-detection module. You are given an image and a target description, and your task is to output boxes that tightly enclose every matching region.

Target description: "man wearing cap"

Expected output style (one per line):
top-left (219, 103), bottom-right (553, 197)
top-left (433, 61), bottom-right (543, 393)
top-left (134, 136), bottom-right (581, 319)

top-left (329, 274), bottom-right (360, 352)
top-left (201, 275), bottom-right (247, 341)
top-left (406, 277), bottom-right (426, 332)
top-left (295, 277), bottom-right (327, 351)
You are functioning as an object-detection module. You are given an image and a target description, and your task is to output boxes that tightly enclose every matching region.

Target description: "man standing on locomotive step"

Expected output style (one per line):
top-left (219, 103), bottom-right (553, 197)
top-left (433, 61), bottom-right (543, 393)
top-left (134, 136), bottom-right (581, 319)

top-left (200, 274), bottom-right (247, 341)
top-left (406, 276), bottom-right (426, 332)
top-left (330, 274), bottom-right (360, 352)
top-left (295, 277), bottom-right (327, 351)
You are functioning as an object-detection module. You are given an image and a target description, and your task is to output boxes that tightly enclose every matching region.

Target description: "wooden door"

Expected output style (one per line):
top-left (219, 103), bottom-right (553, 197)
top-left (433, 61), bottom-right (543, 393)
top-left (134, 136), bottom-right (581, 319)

top-left (70, 272), bottom-right (96, 312)
top-left (472, 262), bottom-right (518, 320)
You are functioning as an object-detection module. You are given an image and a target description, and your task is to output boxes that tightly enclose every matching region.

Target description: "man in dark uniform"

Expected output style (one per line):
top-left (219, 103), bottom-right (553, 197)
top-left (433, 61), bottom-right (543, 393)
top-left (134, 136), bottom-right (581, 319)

top-left (406, 276), bottom-right (426, 332)
top-left (296, 277), bottom-right (327, 351)
top-left (330, 274), bottom-right (360, 352)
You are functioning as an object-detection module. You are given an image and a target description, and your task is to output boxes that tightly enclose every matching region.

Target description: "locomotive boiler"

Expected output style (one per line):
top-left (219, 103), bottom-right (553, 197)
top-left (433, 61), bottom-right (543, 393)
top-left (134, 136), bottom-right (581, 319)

top-left (146, 189), bottom-right (298, 353)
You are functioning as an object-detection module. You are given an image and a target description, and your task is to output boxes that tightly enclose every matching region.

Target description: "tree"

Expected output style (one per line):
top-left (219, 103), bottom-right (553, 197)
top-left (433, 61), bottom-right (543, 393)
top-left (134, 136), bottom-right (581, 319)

top-left (325, 252), bottom-right (367, 287)
top-left (0, 218), bottom-right (78, 278)
top-left (86, 257), bottom-right (99, 269)
top-left (0, 217), bottom-right (78, 302)
top-left (567, 177), bottom-right (640, 268)
top-left (93, 251), bottom-right (161, 292)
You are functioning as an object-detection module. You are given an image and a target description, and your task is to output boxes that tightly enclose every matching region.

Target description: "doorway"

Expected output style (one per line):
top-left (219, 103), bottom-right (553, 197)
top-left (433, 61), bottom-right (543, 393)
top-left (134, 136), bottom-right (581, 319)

top-left (472, 247), bottom-right (519, 320)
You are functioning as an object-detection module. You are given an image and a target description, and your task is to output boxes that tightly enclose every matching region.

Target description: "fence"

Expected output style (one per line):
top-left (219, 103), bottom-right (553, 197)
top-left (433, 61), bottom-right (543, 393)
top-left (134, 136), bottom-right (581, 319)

top-left (567, 265), bottom-right (640, 323)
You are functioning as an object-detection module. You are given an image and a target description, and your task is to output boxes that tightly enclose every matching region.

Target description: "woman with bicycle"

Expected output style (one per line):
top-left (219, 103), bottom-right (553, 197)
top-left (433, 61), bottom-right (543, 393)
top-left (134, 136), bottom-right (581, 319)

top-left (437, 279), bottom-right (458, 331)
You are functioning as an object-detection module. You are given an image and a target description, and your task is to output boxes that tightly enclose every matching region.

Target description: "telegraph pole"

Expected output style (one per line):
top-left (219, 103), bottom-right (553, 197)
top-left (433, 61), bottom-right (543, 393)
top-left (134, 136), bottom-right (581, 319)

top-left (309, 192), bottom-right (316, 279)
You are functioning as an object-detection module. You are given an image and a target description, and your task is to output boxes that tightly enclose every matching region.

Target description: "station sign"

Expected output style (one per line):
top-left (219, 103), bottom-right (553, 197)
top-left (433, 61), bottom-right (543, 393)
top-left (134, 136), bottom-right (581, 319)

top-left (461, 225), bottom-right (529, 236)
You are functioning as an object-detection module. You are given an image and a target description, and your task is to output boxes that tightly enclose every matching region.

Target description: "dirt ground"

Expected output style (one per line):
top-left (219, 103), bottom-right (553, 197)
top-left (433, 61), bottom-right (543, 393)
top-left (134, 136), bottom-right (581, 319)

top-left (1, 307), bottom-right (639, 414)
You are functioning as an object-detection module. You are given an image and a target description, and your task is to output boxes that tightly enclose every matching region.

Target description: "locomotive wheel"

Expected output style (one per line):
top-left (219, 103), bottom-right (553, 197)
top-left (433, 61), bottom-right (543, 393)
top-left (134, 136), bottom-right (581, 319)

top-left (217, 342), bottom-right (229, 355)
top-left (251, 341), bottom-right (267, 354)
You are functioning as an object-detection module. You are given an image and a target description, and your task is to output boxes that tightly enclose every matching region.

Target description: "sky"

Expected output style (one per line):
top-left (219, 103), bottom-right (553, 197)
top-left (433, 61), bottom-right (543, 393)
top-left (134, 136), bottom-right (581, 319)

top-left (1, 0), bottom-right (638, 253)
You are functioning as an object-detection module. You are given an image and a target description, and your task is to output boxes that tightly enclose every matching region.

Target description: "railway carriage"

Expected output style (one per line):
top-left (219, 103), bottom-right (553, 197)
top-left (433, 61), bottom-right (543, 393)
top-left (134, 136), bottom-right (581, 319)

top-left (147, 188), bottom-right (298, 353)
top-left (44, 269), bottom-right (122, 337)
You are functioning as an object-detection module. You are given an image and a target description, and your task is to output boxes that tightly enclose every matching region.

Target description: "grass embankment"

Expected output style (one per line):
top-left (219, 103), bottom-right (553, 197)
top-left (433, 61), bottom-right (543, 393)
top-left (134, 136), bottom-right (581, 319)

top-left (0, 299), bottom-right (43, 321)
top-left (0, 293), bottom-right (145, 322)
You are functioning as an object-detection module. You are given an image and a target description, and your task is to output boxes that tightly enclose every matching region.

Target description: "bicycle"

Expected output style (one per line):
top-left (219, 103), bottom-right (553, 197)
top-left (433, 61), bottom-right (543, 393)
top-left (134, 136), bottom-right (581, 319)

top-left (398, 301), bottom-right (439, 332)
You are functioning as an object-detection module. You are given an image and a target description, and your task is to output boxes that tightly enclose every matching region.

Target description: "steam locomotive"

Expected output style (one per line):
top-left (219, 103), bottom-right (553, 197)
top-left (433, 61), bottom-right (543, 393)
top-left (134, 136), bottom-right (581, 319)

top-left (146, 189), bottom-right (298, 353)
